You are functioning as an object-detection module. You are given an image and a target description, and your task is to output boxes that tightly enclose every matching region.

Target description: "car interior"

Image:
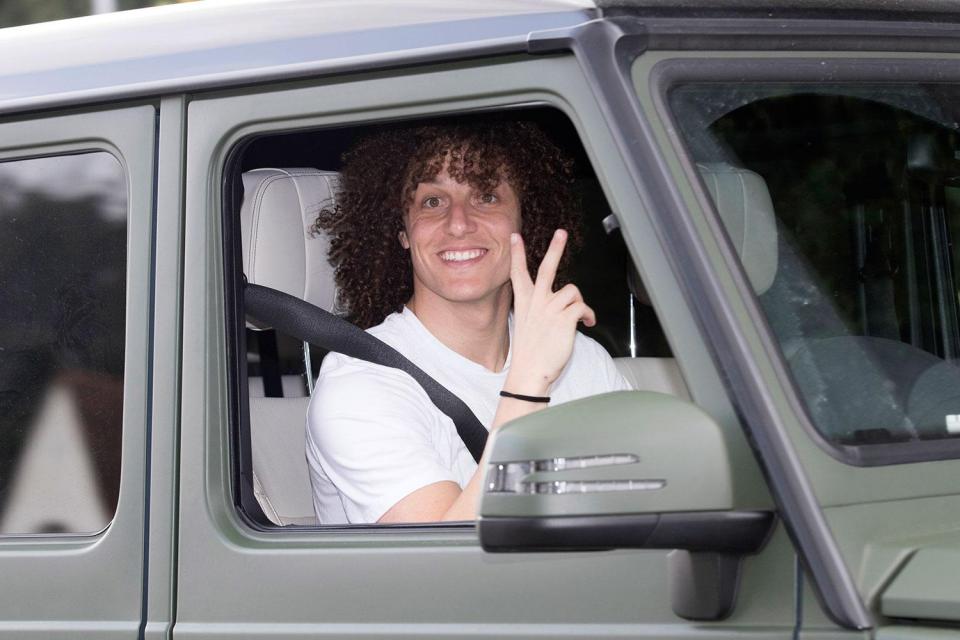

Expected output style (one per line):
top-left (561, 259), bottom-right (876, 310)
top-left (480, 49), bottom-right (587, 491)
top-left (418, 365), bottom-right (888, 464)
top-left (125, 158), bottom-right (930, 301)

top-left (226, 106), bottom-right (777, 526)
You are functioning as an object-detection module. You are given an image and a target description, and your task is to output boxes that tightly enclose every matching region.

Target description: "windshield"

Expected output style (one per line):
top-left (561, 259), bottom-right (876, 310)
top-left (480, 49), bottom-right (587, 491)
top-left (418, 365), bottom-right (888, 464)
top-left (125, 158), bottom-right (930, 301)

top-left (669, 82), bottom-right (960, 451)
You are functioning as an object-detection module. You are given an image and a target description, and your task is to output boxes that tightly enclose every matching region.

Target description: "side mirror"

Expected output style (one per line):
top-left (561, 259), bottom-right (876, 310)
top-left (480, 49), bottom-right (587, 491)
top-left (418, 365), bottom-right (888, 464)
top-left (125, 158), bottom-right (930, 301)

top-left (478, 391), bottom-right (775, 621)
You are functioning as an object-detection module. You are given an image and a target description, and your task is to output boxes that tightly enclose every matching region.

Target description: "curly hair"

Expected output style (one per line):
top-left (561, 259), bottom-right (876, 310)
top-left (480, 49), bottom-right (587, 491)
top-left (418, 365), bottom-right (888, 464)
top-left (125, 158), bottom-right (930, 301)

top-left (314, 119), bottom-right (582, 328)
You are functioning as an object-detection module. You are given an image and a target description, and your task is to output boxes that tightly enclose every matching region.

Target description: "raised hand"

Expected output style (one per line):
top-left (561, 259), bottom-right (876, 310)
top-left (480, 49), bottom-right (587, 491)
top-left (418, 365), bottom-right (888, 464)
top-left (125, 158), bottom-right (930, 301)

top-left (505, 229), bottom-right (596, 397)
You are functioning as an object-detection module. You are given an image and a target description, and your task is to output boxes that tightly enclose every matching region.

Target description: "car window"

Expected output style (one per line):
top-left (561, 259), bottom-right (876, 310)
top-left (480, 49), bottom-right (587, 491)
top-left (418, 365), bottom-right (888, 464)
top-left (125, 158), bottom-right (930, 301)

top-left (669, 83), bottom-right (960, 453)
top-left (0, 151), bottom-right (127, 534)
top-left (231, 109), bottom-right (679, 526)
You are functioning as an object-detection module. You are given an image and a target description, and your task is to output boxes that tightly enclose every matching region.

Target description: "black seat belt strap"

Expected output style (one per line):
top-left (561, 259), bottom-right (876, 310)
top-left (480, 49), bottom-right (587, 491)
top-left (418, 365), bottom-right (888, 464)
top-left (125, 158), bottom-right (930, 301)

top-left (256, 330), bottom-right (284, 398)
top-left (244, 283), bottom-right (489, 462)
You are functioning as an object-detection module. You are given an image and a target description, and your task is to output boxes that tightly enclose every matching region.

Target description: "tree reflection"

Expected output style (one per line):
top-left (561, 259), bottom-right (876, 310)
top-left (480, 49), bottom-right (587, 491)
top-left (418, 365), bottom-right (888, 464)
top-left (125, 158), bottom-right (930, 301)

top-left (0, 154), bottom-right (126, 533)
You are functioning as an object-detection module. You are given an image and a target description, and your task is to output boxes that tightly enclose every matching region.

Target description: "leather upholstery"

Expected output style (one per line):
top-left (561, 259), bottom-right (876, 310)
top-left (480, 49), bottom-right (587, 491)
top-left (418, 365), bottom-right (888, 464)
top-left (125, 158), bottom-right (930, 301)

top-left (240, 167), bottom-right (338, 525)
top-left (240, 168), bottom-right (340, 326)
top-left (250, 397), bottom-right (317, 525)
top-left (614, 357), bottom-right (690, 400)
top-left (697, 162), bottom-right (778, 295)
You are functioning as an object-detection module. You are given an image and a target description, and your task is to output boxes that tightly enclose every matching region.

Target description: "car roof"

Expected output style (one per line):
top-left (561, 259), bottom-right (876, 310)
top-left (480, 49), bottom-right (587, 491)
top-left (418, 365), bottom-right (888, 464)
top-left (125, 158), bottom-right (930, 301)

top-left (598, 0), bottom-right (960, 14)
top-left (3, 0), bottom-right (960, 116)
top-left (0, 0), bottom-right (596, 115)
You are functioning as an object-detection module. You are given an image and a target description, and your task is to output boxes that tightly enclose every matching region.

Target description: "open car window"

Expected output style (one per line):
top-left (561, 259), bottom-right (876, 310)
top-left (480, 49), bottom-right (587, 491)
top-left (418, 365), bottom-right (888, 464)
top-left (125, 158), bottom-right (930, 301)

top-left (229, 108), bottom-right (683, 527)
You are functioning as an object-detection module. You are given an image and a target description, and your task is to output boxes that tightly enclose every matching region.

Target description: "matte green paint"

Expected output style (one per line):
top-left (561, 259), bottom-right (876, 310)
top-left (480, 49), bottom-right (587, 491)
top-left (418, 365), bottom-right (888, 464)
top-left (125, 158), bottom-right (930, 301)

top-left (633, 49), bottom-right (960, 636)
top-left (143, 94), bottom-right (188, 640)
top-left (4, 13), bottom-right (959, 640)
top-left (882, 543), bottom-right (960, 622)
top-left (482, 391), bottom-right (735, 517)
top-left (175, 53), bottom-right (795, 637)
top-left (875, 627), bottom-right (960, 640)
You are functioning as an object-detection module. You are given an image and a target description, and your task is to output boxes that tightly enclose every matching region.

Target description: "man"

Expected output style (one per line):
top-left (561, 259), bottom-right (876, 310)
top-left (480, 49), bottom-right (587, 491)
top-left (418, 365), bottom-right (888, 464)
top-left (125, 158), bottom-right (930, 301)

top-left (307, 119), bottom-right (630, 524)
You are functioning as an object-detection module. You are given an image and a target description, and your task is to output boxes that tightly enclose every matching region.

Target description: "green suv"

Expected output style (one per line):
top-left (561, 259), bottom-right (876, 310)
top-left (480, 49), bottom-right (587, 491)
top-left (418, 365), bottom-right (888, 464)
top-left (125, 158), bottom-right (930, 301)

top-left (1, 1), bottom-right (959, 638)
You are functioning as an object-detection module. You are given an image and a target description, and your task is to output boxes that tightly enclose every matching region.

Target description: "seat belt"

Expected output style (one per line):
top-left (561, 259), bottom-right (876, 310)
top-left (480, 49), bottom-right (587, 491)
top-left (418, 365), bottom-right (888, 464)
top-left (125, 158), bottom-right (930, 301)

top-left (244, 282), bottom-right (489, 463)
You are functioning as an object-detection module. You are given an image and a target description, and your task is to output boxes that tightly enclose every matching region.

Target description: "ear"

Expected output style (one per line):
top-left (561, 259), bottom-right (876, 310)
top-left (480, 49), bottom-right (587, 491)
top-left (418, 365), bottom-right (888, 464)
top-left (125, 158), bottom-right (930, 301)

top-left (398, 230), bottom-right (410, 249)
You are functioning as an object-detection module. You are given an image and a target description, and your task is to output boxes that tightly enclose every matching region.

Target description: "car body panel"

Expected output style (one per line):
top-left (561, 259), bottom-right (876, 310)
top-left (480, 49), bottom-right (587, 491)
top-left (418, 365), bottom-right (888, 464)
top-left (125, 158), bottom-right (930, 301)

top-left (0, 106), bottom-right (156, 638)
top-left (633, 46), bottom-right (960, 633)
top-left (177, 51), bottom-right (795, 638)
top-left (0, 1), bottom-right (593, 116)
top-left (2, 2), bottom-right (960, 638)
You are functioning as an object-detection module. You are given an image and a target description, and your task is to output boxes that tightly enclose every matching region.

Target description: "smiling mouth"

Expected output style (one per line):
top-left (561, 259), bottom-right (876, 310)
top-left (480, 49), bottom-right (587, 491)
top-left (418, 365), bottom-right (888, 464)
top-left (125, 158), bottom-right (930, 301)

top-left (439, 249), bottom-right (487, 263)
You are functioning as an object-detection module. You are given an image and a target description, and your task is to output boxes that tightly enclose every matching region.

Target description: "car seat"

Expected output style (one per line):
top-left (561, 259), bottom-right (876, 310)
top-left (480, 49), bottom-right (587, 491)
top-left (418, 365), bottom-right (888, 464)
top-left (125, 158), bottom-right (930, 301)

top-left (240, 167), bottom-right (339, 525)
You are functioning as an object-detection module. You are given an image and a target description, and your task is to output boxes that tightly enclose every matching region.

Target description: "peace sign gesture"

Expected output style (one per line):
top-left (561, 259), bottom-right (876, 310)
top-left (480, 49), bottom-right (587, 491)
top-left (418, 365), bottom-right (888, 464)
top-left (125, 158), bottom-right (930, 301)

top-left (504, 229), bottom-right (596, 397)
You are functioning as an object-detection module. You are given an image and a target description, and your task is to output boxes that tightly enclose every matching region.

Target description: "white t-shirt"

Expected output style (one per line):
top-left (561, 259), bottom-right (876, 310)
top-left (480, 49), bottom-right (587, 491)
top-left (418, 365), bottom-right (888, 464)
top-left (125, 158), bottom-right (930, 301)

top-left (305, 307), bottom-right (631, 524)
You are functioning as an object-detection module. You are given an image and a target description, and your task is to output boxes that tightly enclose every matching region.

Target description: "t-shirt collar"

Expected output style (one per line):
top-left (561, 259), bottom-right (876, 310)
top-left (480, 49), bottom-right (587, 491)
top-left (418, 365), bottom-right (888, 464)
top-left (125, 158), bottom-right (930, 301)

top-left (399, 306), bottom-right (513, 375)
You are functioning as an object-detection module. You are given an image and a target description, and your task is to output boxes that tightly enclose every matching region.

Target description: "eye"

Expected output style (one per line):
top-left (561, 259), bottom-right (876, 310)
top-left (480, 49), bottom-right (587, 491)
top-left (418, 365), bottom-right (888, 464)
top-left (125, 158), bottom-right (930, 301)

top-left (422, 196), bottom-right (442, 209)
top-left (478, 193), bottom-right (498, 205)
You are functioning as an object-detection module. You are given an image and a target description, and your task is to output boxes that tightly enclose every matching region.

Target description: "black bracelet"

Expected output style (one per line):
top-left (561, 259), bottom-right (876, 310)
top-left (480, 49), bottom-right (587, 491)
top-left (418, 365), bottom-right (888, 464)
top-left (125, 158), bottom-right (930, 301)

top-left (499, 390), bottom-right (551, 403)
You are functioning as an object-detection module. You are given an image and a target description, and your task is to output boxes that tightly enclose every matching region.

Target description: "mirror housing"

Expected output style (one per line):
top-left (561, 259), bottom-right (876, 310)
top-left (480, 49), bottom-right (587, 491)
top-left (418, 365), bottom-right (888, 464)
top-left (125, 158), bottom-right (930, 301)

top-left (477, 391), bottom-right (775, 621)
top-left (481, 391), bottom-right (735, 518)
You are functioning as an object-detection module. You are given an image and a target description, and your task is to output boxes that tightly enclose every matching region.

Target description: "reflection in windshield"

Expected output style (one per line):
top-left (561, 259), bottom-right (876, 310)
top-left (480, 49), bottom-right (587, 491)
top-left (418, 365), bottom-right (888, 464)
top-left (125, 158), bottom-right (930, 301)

top-left (0, 151), bottom-right (126, 535)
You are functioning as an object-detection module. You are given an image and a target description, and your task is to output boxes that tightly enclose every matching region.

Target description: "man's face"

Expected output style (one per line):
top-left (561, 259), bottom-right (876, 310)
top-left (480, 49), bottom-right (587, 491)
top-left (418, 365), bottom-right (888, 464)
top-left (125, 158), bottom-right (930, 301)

top-left (400, 166), bottom-right (520, 310)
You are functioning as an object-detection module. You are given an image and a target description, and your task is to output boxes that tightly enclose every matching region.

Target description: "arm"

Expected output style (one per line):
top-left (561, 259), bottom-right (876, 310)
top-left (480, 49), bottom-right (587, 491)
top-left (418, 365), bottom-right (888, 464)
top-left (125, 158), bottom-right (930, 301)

top-left (377, 390), bottom-right (550, 523)
top-left (379, 229), bottom-right (595, 523)
top-left (308, 362), bottom-right (469, 524)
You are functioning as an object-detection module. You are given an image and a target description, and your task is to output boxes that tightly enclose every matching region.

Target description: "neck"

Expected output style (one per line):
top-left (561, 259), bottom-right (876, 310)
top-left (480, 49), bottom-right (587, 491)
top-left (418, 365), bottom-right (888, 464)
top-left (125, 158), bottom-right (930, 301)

top-left (406, 288), bottom-right (512, 372)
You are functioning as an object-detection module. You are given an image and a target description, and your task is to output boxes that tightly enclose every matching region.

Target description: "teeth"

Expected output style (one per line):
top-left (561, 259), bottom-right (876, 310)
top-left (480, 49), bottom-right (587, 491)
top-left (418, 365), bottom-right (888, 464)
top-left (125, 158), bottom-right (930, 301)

top-left (440, 249), bottom-right (485, 262)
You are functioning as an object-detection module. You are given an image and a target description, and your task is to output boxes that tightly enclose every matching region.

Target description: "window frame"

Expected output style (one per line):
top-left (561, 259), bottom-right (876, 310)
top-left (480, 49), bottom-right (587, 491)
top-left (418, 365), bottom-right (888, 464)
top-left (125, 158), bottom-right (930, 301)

top-left (177, 38), bottom-right (797, 637)
top-left (0, 103), bottom-right (155, 637)
top-left (221, 105), bottom-right (669, 531)
top-left (187, 58), bottom-right (736, 539)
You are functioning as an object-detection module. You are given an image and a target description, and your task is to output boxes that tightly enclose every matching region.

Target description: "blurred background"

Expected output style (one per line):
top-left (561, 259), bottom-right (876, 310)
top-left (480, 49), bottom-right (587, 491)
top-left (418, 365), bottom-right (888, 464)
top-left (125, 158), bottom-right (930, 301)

top-left (1, 0), bottom-right (197, 28)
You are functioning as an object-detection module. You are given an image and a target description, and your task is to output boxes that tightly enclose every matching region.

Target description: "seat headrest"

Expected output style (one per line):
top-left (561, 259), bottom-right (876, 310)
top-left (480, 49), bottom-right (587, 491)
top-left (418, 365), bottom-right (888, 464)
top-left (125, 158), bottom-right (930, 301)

top-left (626, 162), bottom-right (778, 305)
top-left (240, 168), bottom-right (340, 328)
top-left (696, 162), bottom-right (778, 295)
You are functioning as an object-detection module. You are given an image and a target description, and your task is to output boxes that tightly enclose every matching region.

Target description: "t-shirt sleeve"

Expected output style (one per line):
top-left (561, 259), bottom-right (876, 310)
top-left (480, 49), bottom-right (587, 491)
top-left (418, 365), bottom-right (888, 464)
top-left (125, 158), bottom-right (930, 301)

top-left (306, 360), bottom-right (459, 523)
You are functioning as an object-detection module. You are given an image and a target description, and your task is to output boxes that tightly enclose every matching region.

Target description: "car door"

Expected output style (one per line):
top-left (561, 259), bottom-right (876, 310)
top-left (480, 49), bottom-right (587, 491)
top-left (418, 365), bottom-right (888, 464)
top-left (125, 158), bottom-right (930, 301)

top-left (630, 15), bottom-right (960, 638)
top-left (174, 32), bottom-right (800, 639)
top-left (0, 105), bottom-right (155, 638)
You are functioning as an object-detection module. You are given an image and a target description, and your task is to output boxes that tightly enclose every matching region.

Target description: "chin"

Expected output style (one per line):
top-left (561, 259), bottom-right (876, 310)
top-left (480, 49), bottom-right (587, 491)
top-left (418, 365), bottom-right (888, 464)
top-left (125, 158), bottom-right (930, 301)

top-left (440, 290), bottom-right (493, 304)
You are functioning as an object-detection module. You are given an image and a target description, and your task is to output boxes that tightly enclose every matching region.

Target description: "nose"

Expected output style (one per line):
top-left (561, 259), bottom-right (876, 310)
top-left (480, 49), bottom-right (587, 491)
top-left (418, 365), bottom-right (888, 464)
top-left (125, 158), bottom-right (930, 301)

top-left (444, 198), bottom-right (477, 236)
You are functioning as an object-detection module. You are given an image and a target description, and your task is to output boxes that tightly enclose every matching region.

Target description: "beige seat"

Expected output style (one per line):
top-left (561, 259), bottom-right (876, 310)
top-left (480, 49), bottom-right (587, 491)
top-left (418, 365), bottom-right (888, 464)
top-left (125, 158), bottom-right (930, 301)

top-left (240, 167), bottom-right (339, 526)
top-left (248, 397), bottom-right (314, 525)
top-left (697, 161), bottom-right (778, 295)
top-left (614, 357), bottom-right (690, 400)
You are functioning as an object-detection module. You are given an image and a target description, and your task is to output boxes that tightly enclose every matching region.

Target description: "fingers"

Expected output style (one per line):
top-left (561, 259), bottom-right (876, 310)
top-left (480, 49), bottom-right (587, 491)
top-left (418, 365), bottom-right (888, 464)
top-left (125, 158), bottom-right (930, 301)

top-left (563, 301), bottom-right (597, 328)
top-left (534, 229), bottom-right (567, 296)
top-left (514, 229), bottom-right (594, 330)
top-left (582, 305), bottom-right (597, 327)
top-left (549, 283), bottom-right (583, 311)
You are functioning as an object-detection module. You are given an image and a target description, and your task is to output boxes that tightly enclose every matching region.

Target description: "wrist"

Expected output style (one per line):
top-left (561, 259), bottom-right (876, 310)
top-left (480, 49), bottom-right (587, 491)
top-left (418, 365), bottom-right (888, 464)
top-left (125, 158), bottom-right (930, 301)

top-left (499, 389), bottom-right (550, 404)
top-left (503, 372), bottom-right (551, 397)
